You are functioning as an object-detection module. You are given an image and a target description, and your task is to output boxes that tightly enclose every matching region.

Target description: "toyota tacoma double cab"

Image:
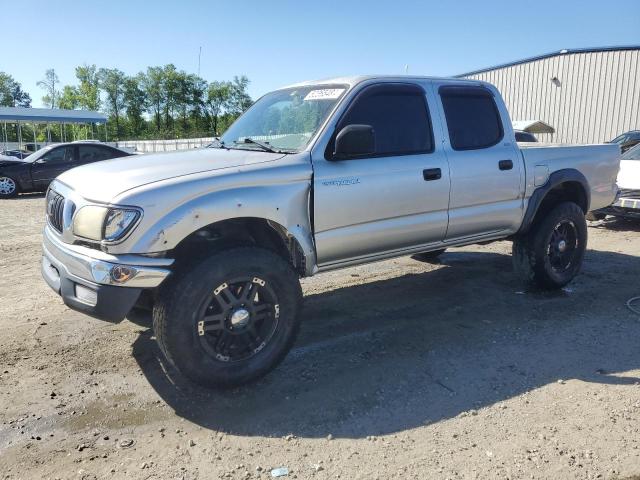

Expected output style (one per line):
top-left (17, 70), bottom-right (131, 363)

top-left (41, 76), bottom-right (620, 387)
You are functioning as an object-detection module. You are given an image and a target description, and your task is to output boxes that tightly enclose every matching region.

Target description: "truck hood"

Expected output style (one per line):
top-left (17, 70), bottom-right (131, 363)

top-left (57, 147), bottom-right (287, 202)
top-left (617, 159), bottom-right (640, 189)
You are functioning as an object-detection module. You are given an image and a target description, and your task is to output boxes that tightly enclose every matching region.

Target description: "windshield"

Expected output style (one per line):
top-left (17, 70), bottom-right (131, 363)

top-left (622, 144), bottom-right (640, 161)
top-left (219, 85), bottom-right (348, 153)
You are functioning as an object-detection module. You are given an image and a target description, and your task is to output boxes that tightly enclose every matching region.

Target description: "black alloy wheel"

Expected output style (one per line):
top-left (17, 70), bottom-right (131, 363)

top-left (197, 277), bottom-right (280, 362)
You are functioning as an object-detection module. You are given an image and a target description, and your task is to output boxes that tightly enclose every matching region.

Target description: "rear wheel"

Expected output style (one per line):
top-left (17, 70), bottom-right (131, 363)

top-left (512, 202), bottom-right (587, 290)
top-left (153, 247), bottom-right (302, 388)
top-left (0, 176), bottom-right (18, 198)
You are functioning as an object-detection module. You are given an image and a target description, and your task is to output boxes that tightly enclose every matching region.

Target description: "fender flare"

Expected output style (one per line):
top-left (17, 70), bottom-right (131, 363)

top-left (518, 168), bottom-right (590, 235)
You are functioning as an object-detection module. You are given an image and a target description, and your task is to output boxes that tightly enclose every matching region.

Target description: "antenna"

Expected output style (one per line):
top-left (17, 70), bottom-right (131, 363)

top-left (198, 46), bottom-right (202, 76)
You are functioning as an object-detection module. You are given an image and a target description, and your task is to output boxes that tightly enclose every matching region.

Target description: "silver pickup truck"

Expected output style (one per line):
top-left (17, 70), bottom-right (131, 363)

top-left (41, 76), bottom-right (620, 387)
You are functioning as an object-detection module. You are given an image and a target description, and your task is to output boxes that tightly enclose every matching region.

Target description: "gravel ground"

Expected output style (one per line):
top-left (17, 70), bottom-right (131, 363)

top-left (1, 195), bottom-right (640, 480)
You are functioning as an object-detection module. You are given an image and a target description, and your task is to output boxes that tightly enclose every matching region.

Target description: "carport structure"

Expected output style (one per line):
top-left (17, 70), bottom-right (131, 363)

top-left (0, 107), bottom-right (107, 152)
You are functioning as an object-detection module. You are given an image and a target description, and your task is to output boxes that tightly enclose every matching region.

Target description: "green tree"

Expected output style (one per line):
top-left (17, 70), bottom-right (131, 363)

top-left (162, 64), bottom-right (180, 131)
top-left (141, 66), bottom-right (164, 132)
top-left (75, 64), bottom-right (101, 110)
top-left (98, 68), bottom-right (126, 139)
top-left (57, 85), bottom-right (79, 109)
top-left (123, 75), bottom-right (147, 138)
top-left (207, 81), bottom-right (232, 135)
top-left (37, 69), bottom-right (59, 108)
top-left (227, 75), bottom-right (252, 115)
top-left (190, 75), bottom-right (209, 134)
top-left (0, 72), bottom-right (31, 107)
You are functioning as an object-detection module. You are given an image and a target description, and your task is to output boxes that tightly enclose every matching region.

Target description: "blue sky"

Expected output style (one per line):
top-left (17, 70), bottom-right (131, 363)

top-left (3, 0), bottom-right (639, 107)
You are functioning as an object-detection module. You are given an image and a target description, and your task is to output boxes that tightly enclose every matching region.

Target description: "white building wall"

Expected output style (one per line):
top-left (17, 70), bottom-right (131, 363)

top-left (462, 49), bottom-right (640, 144)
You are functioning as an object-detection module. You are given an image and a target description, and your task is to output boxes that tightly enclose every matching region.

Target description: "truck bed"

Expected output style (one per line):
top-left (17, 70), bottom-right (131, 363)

top-left (519, 143), bottom-right (620, 211)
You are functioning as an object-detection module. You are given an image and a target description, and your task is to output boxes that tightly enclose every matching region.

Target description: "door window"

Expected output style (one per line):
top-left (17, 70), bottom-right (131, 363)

top-left (40, 146), bottom-right (75, 165)
top-left (328, 83), bottom-right (434, 159)
top-left (440, 86), bottom-right (503, 151)
top-left (78, 145), bottom-right (120, 163)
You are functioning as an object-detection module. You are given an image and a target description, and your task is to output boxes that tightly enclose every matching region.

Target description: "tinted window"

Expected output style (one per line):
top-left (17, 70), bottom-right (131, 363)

top-left (332, 84), bottom-right (433, 157)
top-left (78, 145), bottom-right (121, 163)
top-left (440, 87), bottom-right (503, 150)
top-left (622, 144), bottom-right (640, 160)
top-left (41, 146), bottom-right (74, 164)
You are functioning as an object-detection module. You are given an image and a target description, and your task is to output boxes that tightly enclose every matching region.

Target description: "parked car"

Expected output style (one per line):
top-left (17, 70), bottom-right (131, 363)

top-left (515, 130), bottom-right (538, 142)
top-left (0, 141), bottom-right (131, 198)
top-left (41, 76), bottom-right (620, 388)
top-left (591, 143), bottom-right (640, 219)
top-left (1, 149), bottom-right (32, 159)
top-left (609, 130), bottom-right (640, 153)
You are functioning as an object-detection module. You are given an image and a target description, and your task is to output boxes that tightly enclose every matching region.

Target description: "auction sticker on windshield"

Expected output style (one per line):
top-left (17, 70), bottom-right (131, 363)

top-left (304, 89), bottom-right (345, 101)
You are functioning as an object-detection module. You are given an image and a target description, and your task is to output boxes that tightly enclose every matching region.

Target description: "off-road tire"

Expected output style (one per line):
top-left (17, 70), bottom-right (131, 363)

top-left (153, 247), bottom-right (303, 388)
top-left (512, 202), bottom-right (587, 290)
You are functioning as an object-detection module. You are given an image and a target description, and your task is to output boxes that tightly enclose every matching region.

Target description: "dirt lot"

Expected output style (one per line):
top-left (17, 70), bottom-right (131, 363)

top-left (1, 195), bottom-right (640, 480)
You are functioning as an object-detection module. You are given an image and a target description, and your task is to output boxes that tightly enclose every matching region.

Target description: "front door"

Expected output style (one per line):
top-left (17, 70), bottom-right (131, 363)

top-left (31, 145), bottom-right (77, 189)
top-left (313, 82), bottom-right (450, 266)
top-left (433, 83), bottom-right (523, 240)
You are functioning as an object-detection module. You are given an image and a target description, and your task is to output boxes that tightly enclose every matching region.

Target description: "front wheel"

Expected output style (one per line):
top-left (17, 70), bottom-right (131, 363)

top-left (153, 247), bottom-right (303, 388)
top-left (512, 202), bottom-right (587, 290)
top-left (0, 176), bottom-right (18, 198)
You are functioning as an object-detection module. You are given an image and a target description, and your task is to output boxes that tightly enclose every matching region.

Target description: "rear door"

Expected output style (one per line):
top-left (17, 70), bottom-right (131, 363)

top-left (30, 145), bottom-right (77, 189)
top-left (433, 83), bottom-right (523, 240)
top-left (77, 145), bottom-right (128, 166)
top-left (312, 82), bottom-right (450, 266)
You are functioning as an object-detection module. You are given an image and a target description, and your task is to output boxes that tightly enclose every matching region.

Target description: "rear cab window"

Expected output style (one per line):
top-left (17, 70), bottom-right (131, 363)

top-left (439, 85), bottom-right (504, 150)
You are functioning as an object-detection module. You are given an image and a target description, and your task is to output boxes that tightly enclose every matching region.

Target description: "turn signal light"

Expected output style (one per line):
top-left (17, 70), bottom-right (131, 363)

top-left (110, 265), bottom-right (136, 283)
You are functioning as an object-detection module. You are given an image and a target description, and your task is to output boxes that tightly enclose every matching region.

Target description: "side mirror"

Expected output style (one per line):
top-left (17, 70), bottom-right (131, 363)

top-left (333, 124), bottom-right (375, 159)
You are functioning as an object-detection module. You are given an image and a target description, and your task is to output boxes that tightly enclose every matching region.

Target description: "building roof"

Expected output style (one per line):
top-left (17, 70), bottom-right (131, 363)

top-left (456, 45), bottom-right (640, 77)
top-left (512, 120), bottom-right (555, 134)
top-left (0, 107), bottom-right (106, 124)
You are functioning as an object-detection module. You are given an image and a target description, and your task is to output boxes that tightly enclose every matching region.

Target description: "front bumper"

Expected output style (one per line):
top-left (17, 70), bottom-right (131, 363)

top-left (41, 225), bottom-right (173, 322)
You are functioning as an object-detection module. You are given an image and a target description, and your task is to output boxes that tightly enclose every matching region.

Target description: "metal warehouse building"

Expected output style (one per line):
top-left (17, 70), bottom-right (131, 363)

top-left (458, 46), bottom-right (640, 144)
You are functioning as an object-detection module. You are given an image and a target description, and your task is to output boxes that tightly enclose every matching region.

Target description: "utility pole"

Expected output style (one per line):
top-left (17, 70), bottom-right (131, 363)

top-left (198, 46), bottom-right (202, 76)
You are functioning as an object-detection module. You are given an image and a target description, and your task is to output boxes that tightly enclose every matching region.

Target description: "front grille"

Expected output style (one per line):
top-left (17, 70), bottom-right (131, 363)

top-left (619, 188), bottom-right (640, 199)
top-left (46, 190), bottom-right (65, 233)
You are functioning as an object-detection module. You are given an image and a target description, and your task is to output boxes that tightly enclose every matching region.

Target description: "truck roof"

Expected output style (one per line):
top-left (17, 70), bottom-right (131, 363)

top-left (280, 75), bottom-right (485, 91)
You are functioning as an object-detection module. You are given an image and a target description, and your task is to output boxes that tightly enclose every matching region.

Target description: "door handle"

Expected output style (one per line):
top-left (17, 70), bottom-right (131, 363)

top-left (423, 168), bottom-right (442, 181)
top-left (499, 160), bottom-right (513, 171)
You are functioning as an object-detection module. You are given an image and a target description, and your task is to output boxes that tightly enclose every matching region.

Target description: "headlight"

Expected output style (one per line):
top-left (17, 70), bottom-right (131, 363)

top-left (104, 208), bottom-right (140, 241)
top-left (73, 206), bottom-right (108, 240)
top-left (73, 206), bottom-right (141, 242)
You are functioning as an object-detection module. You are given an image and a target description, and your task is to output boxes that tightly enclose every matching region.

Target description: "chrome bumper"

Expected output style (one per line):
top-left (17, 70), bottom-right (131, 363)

top-left (41, 225), bottom-right (173, 322)
top-left (42, 225), bottom-right (172, 288)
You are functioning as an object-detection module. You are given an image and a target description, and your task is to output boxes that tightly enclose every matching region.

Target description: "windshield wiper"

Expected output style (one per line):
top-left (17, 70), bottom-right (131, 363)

top-left (207, 138), bottom-right (228, 149)
top-left (237, 137), bottom-right (277, 153)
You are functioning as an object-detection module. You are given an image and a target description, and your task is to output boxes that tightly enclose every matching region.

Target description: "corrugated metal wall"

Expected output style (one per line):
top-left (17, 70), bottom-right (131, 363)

top-left (462, 49), bottom-right (640, 144)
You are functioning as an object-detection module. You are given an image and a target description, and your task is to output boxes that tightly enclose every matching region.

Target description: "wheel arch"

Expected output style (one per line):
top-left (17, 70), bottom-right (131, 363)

top-left (170, 217), bottom-right (311, 277)
top-left (518, 169), bottom-right (590, 235)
